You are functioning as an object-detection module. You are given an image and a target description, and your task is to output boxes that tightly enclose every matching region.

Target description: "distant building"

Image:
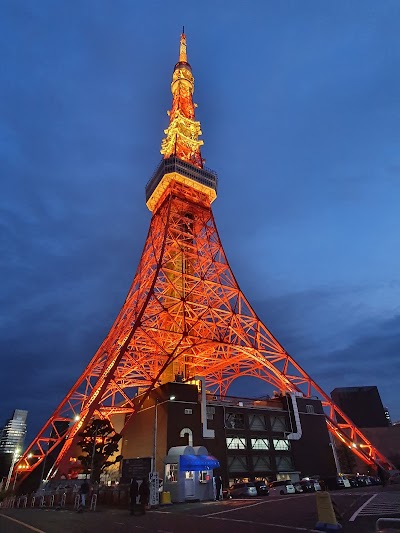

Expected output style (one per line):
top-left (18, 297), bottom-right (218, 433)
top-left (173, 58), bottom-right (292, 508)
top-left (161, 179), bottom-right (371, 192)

top-left (331, 386), bottom-right (388, 428)
top-left (0, 409), bottom-right (28, 480)
top-left (0, 409), bottom-right (28, 455)
top-left (384, 407), bottom-right (392, 426)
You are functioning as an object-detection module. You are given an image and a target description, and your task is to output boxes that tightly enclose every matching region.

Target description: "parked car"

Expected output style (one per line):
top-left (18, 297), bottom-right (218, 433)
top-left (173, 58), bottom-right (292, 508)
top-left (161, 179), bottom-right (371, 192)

top-left (344, 474), bottom-right (359, 488)
top-left (293, 482), bottom-right (304, 494)
top-left (299, 479), bottom-right (316, 493)
top-left (254, 481), bottom-right (269, 496)
top-left (269, 480), bottom-right (296, 495)
top-left (356, 475), bottom-right (372, 487)
top-left (229, 482), bottom-right (258, 498)
top-left (308, 479), bottom-right (322, 491)
top-left (322, 475), bottom-right (350, 490)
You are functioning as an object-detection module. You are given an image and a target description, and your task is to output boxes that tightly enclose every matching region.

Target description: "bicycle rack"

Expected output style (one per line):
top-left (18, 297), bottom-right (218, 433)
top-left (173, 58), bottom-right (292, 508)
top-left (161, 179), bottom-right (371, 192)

top-left (74, 494), bottom-right (80, 510)
top-left (90, 493), bottom-right (97, 512)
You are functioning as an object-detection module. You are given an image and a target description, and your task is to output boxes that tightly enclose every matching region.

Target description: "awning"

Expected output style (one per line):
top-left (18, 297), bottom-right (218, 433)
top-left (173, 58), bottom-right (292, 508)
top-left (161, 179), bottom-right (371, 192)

top-left (179, 455), bottom-right (220, 472)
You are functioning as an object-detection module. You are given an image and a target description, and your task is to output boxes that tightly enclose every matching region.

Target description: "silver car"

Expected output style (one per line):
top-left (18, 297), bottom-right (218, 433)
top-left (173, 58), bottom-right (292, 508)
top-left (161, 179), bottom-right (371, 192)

top-left (229, 482), bottom-right (258, 497)
top-left (269, 480), bottom-right (296, 495)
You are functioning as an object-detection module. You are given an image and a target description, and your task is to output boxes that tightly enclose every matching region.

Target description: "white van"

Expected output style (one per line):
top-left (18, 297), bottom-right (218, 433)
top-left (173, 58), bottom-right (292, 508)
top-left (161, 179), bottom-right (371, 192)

top-left (269, 480), bottom-right (296, 495)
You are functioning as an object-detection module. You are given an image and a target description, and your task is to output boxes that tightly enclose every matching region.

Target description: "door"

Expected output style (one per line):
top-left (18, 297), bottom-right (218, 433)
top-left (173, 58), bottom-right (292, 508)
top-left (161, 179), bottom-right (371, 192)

top-left (185, 471), bottom-right (195, 498)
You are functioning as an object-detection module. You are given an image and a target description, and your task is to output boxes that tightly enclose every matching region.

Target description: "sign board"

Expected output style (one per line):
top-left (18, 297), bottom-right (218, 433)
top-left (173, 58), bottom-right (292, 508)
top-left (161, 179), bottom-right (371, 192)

top-left (121, 457), bottom-right (152, 484)
top-left (149, 471), bottom-right (159, 507)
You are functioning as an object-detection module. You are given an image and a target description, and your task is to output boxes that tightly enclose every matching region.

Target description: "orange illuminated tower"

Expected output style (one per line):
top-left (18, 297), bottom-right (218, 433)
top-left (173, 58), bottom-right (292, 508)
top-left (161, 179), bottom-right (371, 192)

top-left (15, 32), bottom-right (393, 482)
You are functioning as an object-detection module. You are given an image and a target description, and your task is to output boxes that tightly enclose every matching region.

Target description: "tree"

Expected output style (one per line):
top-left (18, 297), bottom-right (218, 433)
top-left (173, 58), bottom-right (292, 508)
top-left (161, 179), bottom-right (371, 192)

top-left (336, 443), bottom-right (356, 474)
top-left (77, 419), bottom-right (122, 483)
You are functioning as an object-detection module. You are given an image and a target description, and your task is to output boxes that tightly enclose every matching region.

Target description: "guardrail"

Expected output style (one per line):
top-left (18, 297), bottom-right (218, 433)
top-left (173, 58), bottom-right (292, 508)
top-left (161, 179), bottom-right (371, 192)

top-left (376, 517), bottom-right (400, 532)
top-left (0, 491), bottom-right (98, 511)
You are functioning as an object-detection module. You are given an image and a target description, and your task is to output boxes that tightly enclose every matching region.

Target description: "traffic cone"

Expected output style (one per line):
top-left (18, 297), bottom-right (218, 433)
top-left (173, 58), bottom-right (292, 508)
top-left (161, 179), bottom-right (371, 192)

top-left (315, 491), bottom-right (343, 531)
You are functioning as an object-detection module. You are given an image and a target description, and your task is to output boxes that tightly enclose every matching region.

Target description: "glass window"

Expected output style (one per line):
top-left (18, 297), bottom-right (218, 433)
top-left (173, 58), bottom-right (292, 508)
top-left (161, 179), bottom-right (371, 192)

top-left (253, 455), bottom-right (271, 471)
top-left (226, 437), bottom-right (247, 449)
top-left (271, 416), bottom-right (288, 432)
top-left (166, 463), bottom-right (178, 482)
top-left (249, 414), bottom-right (267, 430)
top-left (273, 439), bottom-right (290, 451)
top-left (251, 438), bottom-right (270, 450)
top-left (275, 456), bottom-right (294, 471)
top-left (228, 456), bottom-right (249, 473)
top-left (225, 412), bottom-right (245, 429)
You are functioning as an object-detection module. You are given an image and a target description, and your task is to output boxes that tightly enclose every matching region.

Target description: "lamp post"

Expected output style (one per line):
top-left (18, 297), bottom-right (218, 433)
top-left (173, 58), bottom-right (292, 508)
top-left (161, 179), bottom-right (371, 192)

top-left (153, 395), bottom-right (175, 474)
top-left (5, 447), bottom-right (20, 491)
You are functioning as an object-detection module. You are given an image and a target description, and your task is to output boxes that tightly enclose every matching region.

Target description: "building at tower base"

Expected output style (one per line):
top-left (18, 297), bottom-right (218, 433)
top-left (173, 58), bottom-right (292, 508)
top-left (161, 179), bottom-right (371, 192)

top-left (119, 380), bottom-right (337, 494)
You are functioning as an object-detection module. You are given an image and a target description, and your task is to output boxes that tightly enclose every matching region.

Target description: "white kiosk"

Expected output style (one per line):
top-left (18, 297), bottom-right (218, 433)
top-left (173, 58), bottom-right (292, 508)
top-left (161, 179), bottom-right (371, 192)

top-left (163, 445), bottom-right (219, 503)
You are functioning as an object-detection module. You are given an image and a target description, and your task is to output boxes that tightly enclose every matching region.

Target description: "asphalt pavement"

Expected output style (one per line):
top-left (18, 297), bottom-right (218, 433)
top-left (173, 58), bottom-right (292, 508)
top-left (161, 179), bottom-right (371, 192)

top-left (1, 485), bottom-right (399, 533)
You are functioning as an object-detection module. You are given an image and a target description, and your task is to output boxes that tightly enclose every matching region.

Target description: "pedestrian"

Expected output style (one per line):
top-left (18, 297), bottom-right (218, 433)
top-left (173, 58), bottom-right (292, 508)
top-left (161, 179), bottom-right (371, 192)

top-left (130, 478), bottom-right (139, 515)
top-left (79, 479), bottom-right (90, 509)
top-left (138, 478), bottom-right (150, 515)
top-left (215, 475), bottom-right (222, 501)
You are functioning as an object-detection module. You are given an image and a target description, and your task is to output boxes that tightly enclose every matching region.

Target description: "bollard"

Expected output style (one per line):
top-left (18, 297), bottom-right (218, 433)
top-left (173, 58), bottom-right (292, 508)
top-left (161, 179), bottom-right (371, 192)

top-left (61, 492), bottom-right (66, 508)
top-left (90, 493), bottom-right (97, 512)
top-left (49, 494), bottom-right (54, 507)
top-left (315, 491), bottom-right (342, 531)
top-left (40, 495), bottom-right (45, 508)
top-left (160, 491), bottom-right (172, 505)
top-left (22, 495), bottom-right (28, 508)
top-left (31, 496), bottom-right (36, 507)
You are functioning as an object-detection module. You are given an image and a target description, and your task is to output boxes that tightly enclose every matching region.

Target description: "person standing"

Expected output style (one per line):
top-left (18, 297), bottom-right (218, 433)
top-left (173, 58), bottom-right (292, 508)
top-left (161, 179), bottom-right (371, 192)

top-left (130, 478), bottom-right (139, 515)
top-left (138, 478), bottom-right (150, 515)
top-left (79, 480), bottom-right (90, 509)
top-left (215, 475), bottom-right (223, 501)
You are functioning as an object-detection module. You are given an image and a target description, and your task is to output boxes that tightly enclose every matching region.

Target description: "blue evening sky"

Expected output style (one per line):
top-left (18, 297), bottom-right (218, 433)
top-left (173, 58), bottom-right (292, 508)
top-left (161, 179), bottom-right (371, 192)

top-left (1, 1), bottom-right (399, 441)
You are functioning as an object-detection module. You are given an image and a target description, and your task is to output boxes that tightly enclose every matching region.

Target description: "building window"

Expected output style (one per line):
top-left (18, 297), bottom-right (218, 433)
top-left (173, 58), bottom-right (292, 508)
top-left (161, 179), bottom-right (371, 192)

top-left (228, 456), bottom-right (249, 473)
top-left (184, 409), bottom-right (193, 415)
top-left (271, 416), bottom-right (288, 432)
top-left (251, 438), bottom-right (270, 450)
top-left (206, 406), bottom-right (215, 420)
top-left (253, 455), bottom-right (271, 472)
top-left (275, 456), bottom-right (294, 471)
top-left (306, 404), bottom-right (314, 414)
top-left (249, 414), bottom-right (267, 430)
top-left (225, 412), bottom-right (245, 429)
top-left (166, 463), bottom-right (178, 482)
top-left (273, 439), bottom-right (290, 451)
top-left (226, 437), bottom-right (247, 449)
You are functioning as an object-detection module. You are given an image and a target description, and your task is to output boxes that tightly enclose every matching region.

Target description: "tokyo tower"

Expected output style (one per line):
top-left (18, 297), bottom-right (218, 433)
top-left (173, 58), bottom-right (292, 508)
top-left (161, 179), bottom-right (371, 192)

top-left (16, 32), bottom-right (392, 483)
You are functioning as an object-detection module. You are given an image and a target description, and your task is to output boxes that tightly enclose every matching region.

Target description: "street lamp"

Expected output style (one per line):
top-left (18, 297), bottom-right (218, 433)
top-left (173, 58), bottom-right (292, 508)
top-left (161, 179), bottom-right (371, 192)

top-left (5, 447), bottom-right (20, 491)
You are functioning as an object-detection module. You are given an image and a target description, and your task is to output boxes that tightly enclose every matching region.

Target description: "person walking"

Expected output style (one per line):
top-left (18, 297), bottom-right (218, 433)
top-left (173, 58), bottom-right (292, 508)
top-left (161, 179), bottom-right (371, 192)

top-left (138, 478), bottom-right (150, 515)
top-left (130, 478), bottom-right (139, 515)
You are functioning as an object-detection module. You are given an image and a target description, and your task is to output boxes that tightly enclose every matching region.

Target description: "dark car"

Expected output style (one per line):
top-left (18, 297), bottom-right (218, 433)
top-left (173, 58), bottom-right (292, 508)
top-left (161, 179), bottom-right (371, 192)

top-left (345, 474), bottom-right (359, 488)
top-left (299, 479), bottom-right (315, 493)
top-left (322, 475), bottom-right (350, 490)
top-left (254, 481), bottom-right (269, 496)
top-left (293, 482), bottom-right (304, 494)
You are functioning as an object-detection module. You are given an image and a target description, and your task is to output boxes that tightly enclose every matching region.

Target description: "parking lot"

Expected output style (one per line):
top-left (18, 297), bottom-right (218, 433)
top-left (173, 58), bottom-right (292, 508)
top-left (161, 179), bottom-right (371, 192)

top-left (1, 484), bottom-right (399, 533)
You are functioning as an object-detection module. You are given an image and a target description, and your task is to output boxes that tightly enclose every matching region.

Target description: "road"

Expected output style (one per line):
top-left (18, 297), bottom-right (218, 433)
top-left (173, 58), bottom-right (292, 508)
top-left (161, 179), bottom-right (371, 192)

top-left (1, 485), bottom-right (399, 533)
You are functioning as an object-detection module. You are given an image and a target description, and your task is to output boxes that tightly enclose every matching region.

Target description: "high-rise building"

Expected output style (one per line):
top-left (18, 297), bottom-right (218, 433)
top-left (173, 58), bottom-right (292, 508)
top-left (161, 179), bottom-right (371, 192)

top-left (384, 407), bottom-right (392, 426)
top-left (331, 386), bottom-right (388, 428)
top-left (0, 409), bottom-right (28, 455)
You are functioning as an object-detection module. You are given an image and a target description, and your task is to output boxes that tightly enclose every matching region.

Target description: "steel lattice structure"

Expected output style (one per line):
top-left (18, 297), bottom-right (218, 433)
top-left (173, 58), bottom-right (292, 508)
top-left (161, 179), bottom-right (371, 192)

top-left (15, 32), bottom-right (393, 483)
